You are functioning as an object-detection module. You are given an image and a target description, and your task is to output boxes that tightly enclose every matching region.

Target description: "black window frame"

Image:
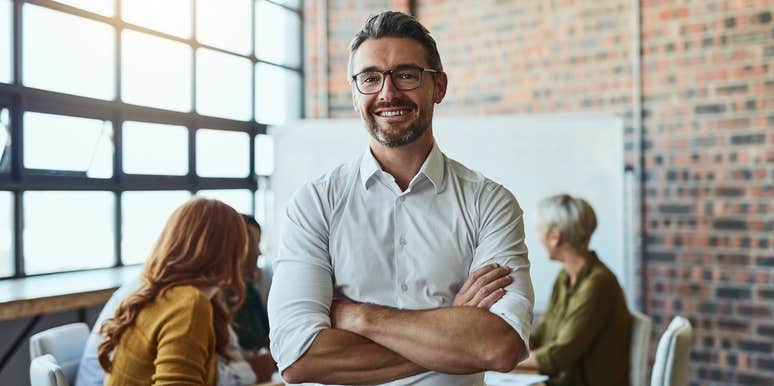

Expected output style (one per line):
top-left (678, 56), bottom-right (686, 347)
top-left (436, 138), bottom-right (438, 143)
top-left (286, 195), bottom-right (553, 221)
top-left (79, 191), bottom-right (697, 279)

top-left (0, 0), bottom-right (303, 279)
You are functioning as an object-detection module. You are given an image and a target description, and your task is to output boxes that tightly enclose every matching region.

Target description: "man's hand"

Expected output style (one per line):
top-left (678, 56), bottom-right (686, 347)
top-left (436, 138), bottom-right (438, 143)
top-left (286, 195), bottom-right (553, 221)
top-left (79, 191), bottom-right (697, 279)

top-left (453, 263), bottom-right (512, 308)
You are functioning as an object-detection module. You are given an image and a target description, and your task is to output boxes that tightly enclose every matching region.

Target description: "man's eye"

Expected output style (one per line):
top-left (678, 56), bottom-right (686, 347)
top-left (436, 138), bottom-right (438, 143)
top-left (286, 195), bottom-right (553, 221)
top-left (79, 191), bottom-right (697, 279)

top-left (398, 72), bottom-right (418, 80)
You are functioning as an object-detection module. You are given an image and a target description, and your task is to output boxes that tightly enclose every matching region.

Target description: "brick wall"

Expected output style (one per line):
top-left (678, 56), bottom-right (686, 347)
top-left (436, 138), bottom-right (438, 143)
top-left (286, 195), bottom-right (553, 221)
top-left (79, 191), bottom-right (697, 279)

top-left (304, 1), bottom-right (774, 385)
top-left (641, 1), bottom-right (774, 385)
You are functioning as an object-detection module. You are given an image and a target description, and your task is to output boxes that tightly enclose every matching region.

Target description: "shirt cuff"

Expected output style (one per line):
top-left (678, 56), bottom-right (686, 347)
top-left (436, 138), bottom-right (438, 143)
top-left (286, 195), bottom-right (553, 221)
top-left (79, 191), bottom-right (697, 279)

top-left (489, 300), bottom-right (532, 362)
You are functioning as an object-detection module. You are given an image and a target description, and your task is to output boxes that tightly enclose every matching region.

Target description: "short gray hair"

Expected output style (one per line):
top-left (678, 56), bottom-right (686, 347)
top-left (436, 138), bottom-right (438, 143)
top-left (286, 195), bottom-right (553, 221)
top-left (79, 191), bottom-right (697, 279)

top-left (538, 194), bottom-right (597, 251)
top-left (348, 11), bottom-right (443, 78)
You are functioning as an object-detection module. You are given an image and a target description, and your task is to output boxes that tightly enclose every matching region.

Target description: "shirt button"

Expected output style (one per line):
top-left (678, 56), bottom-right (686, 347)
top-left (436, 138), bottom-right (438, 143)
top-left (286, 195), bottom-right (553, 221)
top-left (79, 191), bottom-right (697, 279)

top-left (401, 283), bottom-right (408, 292)
top-left (399, 237), bottom-right (407, 246)
top-left (398, 196), bottom-right (405, 203)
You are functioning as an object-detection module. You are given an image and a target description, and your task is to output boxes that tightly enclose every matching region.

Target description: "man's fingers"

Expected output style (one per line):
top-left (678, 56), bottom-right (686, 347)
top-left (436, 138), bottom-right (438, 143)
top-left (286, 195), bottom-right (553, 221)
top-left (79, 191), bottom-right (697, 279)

top-left (477, 288), bottom-right (506, 309)
top-left (468, 268), bottom-right (511, 305)
top-left (458, 263), bottom-right (498, 294)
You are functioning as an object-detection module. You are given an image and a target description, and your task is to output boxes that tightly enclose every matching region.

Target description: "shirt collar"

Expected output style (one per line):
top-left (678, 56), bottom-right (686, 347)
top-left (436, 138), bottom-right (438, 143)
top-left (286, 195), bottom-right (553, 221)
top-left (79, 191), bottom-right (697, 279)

top-left (359, 142), bottom-right (445, 193)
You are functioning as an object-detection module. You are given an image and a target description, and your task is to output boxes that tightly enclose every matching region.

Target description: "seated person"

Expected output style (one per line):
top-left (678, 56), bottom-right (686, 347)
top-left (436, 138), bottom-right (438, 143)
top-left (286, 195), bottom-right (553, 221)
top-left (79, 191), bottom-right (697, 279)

top-left (518, 194), bottom-right (632, 386)
top-left (97, 198), bottom-right (248, 386)
top-left (76, 208), bottom-right (274, 386)
top-left (230, 215), bottom-right (276, 381)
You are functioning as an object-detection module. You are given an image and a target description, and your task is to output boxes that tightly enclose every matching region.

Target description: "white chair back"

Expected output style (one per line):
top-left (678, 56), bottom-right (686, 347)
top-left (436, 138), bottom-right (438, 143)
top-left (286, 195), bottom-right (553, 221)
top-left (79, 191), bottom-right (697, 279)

top-left (630, 311), bottom-right (652, 386)
top-left (650, 316), bottom-right (692, 386)
top-left (29, 323), bottom-right (90, 385)
top-left (30, 354), bottom-right (69, 386)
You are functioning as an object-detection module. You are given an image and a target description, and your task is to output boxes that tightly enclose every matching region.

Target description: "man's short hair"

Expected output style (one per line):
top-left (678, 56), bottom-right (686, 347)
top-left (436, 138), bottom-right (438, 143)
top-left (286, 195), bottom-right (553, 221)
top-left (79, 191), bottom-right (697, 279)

top-left (537, 194), bottom-right (597, 251)
top-left (348, 11), bottom-right (443, 78)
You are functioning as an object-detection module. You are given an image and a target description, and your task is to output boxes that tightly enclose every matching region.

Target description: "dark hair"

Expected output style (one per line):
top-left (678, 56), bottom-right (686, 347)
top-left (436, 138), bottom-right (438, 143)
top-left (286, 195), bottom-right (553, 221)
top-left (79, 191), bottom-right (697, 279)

top-left (240, 214), bottom-right (261, 232)
top-left (348, 11), bottom-right (443, 77)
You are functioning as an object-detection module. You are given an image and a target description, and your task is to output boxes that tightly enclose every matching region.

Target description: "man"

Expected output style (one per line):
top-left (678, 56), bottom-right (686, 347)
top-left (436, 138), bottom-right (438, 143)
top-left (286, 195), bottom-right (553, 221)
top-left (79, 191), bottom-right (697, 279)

top-left (76, 214), bottom-right (276, 386)
top-left (268, 11), bottom-right (534, 385)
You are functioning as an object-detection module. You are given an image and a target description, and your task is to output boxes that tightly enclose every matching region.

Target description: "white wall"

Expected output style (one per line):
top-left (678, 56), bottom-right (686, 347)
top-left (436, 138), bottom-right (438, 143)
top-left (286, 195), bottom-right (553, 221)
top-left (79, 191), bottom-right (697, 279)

top-left (270, 114), bottom-right (625, 311)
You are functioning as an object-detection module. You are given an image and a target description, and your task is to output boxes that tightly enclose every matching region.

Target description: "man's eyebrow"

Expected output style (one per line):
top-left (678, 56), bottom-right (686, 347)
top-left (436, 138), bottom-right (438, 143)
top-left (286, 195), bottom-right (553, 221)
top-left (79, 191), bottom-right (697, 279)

top-left (354, 63), bottom-right (422, 74)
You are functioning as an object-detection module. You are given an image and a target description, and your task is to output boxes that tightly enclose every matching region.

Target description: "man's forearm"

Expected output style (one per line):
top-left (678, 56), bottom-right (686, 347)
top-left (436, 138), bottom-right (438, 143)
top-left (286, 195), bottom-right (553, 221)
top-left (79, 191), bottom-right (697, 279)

top-left (282, 328), bottom-right (426, 384)
top-left (346, 305), bottom-right (525, 374)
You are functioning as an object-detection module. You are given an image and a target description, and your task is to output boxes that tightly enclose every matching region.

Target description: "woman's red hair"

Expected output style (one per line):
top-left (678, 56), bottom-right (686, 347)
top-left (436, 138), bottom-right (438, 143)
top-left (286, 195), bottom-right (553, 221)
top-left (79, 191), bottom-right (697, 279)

top-left (98, 197), bottom-right (247, 372)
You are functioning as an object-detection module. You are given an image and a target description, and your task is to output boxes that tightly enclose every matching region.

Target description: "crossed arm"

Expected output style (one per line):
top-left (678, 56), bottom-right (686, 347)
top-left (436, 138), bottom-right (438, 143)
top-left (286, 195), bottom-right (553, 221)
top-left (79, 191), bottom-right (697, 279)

top-left (281, 264), bottom-right (526, 384)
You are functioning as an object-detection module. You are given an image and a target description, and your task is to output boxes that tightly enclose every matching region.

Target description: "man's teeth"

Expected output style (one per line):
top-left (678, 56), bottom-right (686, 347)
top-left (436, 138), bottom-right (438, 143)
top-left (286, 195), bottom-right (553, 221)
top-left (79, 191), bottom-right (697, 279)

top-left (379, 110), bottom-right (410, 117)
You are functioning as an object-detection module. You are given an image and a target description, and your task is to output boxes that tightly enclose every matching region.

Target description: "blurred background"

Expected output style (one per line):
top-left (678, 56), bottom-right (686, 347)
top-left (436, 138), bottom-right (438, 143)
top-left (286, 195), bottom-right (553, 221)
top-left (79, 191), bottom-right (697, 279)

top-left (1, 1), bottom-right (773, 385)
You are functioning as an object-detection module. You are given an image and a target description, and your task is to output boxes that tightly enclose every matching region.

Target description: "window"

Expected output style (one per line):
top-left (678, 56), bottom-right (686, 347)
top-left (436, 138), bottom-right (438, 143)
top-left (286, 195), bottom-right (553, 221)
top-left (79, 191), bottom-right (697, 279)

top-left (0, 0), bottom-right (11, 84)
top-left (0, 108), bottom-right (10, 171)
top-left (122, 30), bottom-right (192, 112)
top-left (23, 191), bottom-right (114, 274)
top-left (0, 0), bottom-right (302, 278)
top-left (50, 0), bottom-right (114, 17)
top-left (196, 0), bottom-right (252, 55)
top-left (121, 0), bottom-right (191, 39)
top-left (196, 129), bottom-right (250, 178)
top-left (256, 1), bottom-right (301, 67)
top-left (197, 189), bottom-right (253, 214)
top-left (196, 49), bottom-right (252, 121)
top-left (256, 63), bottom-right (302, 124)
top-left (23, 4), bottom-right (115, 100)
top-left (122, 191), bottom-right (190, 265)
top-left (123, 121), bottom-right (188, 176)
top-left (23, 112), bottom-right (113, 177)
top-left (0, 191), bottom-right (12, 278)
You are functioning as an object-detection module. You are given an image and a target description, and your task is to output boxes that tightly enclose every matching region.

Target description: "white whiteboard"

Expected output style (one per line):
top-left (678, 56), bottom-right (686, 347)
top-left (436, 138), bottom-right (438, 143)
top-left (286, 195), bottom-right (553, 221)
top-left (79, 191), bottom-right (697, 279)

top-left (269, 114), bottom-right (625, 312)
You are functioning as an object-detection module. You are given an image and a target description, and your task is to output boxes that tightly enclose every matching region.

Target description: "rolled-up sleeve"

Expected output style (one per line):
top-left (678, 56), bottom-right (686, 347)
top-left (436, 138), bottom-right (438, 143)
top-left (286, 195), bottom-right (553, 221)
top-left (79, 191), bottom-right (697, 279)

top-left (268, 183), bottom-right (334, 374)
top-left (472, 182), bottom-right (534, 361)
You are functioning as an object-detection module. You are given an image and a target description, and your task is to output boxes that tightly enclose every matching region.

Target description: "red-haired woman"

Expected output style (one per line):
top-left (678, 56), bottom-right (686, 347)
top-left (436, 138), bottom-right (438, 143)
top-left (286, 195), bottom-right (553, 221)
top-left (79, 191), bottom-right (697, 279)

top-left (98, 198), bottom-right (247, 386)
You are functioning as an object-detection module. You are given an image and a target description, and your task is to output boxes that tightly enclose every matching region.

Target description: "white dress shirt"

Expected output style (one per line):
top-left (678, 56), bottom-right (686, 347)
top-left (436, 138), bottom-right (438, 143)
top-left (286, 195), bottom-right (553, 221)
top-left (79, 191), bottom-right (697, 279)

top-left (268, 142), bottom-right (534, 386)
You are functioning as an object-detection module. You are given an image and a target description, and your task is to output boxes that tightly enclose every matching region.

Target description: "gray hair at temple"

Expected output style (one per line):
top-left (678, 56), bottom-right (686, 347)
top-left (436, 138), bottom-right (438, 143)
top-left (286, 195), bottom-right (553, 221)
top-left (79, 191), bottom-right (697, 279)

top-left (347, 11), bottom-right (444, 79)
top-left (537, 194), bottom-right (598, 251)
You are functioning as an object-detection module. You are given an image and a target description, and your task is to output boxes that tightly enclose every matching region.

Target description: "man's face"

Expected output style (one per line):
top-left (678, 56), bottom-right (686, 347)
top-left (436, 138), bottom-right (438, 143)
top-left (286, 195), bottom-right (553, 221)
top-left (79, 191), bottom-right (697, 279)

top-left (242, 225), bottom-right (261, 279)
top-left (350, 37), bottom-right (447, 148)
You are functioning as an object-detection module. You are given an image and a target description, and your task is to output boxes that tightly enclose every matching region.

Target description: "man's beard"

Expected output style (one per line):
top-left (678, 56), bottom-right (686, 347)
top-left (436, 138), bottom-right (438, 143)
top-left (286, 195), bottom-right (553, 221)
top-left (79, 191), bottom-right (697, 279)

top-left (365, 99), bottom-right (432, 148)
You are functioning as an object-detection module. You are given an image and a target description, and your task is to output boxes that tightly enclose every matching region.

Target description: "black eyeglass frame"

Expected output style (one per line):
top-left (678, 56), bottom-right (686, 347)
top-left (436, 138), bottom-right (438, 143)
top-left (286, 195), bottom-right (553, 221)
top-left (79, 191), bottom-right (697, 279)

top-left (350, 65), bottom-right (440, 95)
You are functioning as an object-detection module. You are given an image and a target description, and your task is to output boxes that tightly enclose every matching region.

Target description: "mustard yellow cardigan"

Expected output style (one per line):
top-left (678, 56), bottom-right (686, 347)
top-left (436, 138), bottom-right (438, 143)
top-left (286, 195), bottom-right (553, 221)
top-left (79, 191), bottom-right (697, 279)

top-left (105, 285), bottom-right (217, 386)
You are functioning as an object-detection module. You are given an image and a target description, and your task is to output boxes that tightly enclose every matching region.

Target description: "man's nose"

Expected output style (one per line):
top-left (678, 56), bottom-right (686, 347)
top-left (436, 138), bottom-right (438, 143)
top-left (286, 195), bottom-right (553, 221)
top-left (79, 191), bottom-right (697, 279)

top-left (378, 73), bottom-right (399, 100)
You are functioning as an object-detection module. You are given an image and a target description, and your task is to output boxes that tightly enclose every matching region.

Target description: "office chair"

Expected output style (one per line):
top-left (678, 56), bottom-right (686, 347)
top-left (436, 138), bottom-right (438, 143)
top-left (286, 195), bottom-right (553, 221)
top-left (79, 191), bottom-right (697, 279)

top-left (630, 311), bottom-right (653, 386)
top-left (650, 316), bottom-right (692, 386)
top-left (29, 322), bottom-right (90, 386)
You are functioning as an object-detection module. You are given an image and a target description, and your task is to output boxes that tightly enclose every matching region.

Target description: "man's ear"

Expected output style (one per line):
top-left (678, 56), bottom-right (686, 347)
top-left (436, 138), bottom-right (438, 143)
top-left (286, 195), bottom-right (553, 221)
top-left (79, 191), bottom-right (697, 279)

top-left (433, 72), bottom-right (448, 103)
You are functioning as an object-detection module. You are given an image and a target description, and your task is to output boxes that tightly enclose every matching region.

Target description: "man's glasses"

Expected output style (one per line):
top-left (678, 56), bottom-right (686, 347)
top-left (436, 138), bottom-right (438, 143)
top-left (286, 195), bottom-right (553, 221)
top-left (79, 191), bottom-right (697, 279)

top-left (351, 65), bottom-right (439, 95)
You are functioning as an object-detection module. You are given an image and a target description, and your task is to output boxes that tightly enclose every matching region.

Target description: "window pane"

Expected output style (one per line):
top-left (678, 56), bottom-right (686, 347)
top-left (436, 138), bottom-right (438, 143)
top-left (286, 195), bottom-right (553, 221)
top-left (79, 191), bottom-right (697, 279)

top-left (255, 1), bottom-right (300, 67)
top-left (197, 189), bottom-right (252, 214)
top-left (23, 191), bottom-right (114, 274)
top-left (51, 0), bottom-right (114, 17)
top-left (196, 49), bottom-right (252, 121)
top-left (23, 112), bottom-right (113, 178)
top-left (122, 191), bottom-right (190, 265)
top-left (121, 0), bottom-right (191, 38)
top-left (0, 191), bottom-right (12, 277)
top-left (122, 30), bottom-right (192, 112)
top-left (0, 108), bottom-right (10, 171)
top-left (272, 0), bottom-right (301, 10)
top-left (123, 121), bottom-right (188, 175)
top-left (196, 0), bottom-right (251, 55)
top-left (254, 134), bottom-right (273, 175)
top-left (255, 64), bottom-right (301, 125)
top-left (23, 4), bottom-right (115, 100)
top-left (0, 0), bottom-right (11, 84)
top-left (196, 129), bottom-right (249, 178)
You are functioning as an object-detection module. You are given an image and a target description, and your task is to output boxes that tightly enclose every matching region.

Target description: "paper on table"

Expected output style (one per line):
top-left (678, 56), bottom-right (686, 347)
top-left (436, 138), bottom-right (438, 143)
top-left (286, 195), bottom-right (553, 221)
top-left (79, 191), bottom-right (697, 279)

top-left (484, 371), bottom-right (549, 386)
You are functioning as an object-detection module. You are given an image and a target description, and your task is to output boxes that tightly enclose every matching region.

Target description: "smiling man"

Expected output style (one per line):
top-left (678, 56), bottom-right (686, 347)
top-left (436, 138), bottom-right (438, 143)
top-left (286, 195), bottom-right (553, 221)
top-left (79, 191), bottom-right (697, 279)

top-left (268, 11), bottom-right (534, 386)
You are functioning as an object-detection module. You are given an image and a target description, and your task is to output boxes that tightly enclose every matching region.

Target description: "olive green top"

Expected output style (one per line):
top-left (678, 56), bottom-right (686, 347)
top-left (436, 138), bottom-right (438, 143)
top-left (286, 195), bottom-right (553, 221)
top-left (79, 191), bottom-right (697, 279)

top-left (531, 251), bottom-right (632, 386)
